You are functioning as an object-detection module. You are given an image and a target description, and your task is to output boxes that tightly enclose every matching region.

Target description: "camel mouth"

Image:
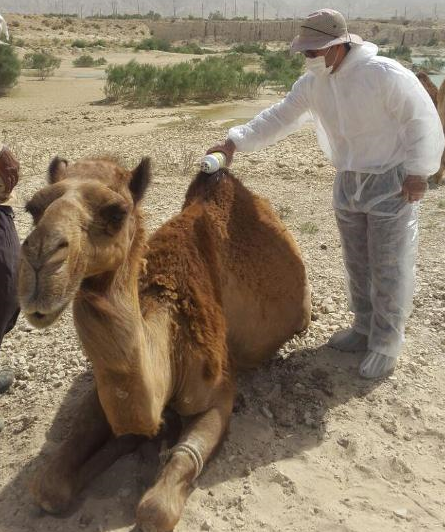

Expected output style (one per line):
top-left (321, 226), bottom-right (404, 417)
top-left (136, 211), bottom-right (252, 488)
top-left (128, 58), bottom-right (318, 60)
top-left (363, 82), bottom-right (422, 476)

top-left (25, 305), bottom-right (67, 329)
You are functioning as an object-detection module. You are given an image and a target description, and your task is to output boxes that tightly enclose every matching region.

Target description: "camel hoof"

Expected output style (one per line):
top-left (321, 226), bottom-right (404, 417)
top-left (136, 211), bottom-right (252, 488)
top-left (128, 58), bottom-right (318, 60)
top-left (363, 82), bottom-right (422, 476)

top-left (136, 487), bottom-right (182, 532)
top-left (30, 470), bottom-right (75, 514)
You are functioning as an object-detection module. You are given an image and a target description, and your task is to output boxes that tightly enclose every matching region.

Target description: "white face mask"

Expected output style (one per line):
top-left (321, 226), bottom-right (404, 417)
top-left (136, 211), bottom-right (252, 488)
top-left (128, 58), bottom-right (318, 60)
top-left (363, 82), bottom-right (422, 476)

top-left (306, 55), bottom-right (332, 76)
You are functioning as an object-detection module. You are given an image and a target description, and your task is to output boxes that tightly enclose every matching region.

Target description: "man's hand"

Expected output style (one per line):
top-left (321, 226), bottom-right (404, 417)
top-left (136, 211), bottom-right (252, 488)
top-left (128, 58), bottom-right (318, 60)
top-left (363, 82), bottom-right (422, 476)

top-left (402, 175), bottom-right (427, 203)
top-left (0, 146), bottom-right (20, 197)
top-left (206, 139), bottom-right (237, 166)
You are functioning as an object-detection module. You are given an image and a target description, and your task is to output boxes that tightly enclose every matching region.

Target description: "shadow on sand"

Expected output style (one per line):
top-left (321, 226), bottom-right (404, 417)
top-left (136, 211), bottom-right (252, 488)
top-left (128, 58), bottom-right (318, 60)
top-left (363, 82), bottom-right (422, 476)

top-left (0, 344), bottom-right (381, 532)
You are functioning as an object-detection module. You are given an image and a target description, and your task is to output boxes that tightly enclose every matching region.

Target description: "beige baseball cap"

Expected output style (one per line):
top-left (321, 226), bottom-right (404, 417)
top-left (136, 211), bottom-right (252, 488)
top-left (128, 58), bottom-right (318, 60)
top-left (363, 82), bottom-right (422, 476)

top-left (291, 9), bottom-right (363, 53)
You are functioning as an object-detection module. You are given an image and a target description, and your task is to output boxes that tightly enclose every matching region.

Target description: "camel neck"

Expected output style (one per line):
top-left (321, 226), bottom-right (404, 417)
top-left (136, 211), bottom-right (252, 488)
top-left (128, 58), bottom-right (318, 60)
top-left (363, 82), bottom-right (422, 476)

top-left (73, 218), bottom-right (174, 437)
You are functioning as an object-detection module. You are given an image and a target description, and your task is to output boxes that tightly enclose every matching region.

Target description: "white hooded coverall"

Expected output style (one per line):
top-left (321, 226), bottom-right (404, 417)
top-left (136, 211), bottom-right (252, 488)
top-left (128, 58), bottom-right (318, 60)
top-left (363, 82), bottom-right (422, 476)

top-left (0, 14), bottom-right (9, 43)
top-left (228, 42), bottom-right (445, 360)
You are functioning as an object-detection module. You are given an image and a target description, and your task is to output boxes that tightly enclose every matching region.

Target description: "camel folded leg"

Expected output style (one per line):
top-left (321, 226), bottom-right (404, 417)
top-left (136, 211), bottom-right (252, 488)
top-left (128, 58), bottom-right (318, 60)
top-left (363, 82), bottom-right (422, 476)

top-left (136, 384), bottom-right (235, 532)
top-left (31, 386), bottom-right (141, 513)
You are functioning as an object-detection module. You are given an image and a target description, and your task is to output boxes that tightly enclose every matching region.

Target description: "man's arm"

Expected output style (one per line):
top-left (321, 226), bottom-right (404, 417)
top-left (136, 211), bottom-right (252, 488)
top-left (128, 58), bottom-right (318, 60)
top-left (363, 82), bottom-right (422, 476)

top-left (208, 76), bottom-right (312, 162)
top-left (383, 66), bottom-right (445, 200)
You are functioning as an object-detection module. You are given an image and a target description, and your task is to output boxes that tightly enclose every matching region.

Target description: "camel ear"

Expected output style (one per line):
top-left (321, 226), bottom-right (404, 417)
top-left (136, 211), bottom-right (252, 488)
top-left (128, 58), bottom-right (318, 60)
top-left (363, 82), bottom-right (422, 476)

top-left (129, 157), bottom-right (151, 204)
top-left (48, 157), bottom-right (68, 184)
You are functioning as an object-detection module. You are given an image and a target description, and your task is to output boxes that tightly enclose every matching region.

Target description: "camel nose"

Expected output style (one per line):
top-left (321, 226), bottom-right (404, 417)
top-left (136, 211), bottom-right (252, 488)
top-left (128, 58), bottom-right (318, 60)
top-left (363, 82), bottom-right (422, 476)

top-left (22, 230), bottom-right (69, 271)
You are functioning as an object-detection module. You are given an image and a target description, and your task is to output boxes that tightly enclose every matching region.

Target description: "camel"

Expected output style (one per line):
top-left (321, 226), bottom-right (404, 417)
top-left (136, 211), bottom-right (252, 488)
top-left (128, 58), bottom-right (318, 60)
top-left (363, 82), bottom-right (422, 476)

top-left (18, 156), bottom-right (311, 532)
top-left (435, 78), bottom-right (445, 184)
top-left (417, 71), bottom-right (445, 184)
top-left (417, 71), bottom-right (438, 107)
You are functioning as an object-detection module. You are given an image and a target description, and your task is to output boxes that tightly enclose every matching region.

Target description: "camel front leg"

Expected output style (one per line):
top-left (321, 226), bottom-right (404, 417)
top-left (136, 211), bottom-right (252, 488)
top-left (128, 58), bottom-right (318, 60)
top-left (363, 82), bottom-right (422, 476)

top-left (31, 386), bottom-right (114, 513)
top-left (136, 383), bottom-right (235, 532)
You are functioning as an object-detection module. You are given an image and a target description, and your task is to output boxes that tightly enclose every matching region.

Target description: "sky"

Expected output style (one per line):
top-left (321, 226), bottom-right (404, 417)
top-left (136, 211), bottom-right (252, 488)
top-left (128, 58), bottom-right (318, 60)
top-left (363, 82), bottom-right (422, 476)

top-left (0, 0), bottom-right (442, 20)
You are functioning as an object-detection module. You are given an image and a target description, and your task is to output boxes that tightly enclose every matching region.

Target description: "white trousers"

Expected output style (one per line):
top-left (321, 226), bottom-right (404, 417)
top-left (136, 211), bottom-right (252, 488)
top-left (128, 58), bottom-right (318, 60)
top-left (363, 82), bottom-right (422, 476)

top-left (333, 165), bottom-right (419, 358)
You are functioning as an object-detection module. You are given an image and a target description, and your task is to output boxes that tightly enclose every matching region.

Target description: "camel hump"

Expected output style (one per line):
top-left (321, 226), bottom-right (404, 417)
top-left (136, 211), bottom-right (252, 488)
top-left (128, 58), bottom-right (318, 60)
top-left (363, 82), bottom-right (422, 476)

top-left (182, 170), bottom-right (246, 210)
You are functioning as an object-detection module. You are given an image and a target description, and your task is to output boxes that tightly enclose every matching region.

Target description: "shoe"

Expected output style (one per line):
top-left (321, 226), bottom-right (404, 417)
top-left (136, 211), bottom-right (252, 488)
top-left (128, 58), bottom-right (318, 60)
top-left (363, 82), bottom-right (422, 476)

top-left (327, 328), bottom-right (368, 352)
top-left (359, 351), bottom-right (397, 379)
top-left (0, 368), bottom-right (14, 394)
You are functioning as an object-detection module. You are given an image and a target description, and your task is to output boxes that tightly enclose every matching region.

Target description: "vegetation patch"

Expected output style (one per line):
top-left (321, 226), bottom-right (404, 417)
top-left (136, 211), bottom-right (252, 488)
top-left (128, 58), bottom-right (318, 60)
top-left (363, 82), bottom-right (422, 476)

top-left (105, 55), bottom-right (264, 106)
top-left (230, 42), bottom-right (268, 55)
top-left (262, 50), bottom-right (305, 91)
top-left (22, 51), bottom-right (61, 79)
top-left (73, 54), bottom-right (107, 67)
top-left (378, 45), bottom-right (412, 62)
top-left (0, 46), bottom-right (21, 94)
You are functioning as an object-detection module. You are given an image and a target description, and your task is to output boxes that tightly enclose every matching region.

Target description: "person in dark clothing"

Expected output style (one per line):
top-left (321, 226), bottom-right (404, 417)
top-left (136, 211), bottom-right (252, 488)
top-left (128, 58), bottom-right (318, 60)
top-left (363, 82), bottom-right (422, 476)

top-left (0, 145), bottom-right (20, 394)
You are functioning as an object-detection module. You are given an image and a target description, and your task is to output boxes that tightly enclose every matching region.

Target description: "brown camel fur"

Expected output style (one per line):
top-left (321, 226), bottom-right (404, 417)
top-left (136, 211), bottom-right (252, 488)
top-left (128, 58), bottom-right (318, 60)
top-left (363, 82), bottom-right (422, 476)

top-left (417, 72), bottom-right (444, 184)
top-left (434, 78), bottom-right (445, 184)
top-left (417, 71), bottom-right (438, 107)
top-left (19, 156), bottom-right (311, 532)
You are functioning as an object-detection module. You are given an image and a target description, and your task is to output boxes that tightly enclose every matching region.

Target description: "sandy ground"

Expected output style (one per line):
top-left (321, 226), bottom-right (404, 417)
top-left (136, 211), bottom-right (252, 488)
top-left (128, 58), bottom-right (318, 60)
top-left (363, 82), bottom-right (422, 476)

top-left (1, 23), bottom-right (445, 532)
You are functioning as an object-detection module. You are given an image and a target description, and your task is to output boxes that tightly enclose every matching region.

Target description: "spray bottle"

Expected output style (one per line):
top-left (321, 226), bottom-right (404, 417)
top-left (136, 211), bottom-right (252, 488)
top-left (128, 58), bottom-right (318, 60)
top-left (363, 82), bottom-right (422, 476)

top-left (200, 152), bottom-right (227, 174)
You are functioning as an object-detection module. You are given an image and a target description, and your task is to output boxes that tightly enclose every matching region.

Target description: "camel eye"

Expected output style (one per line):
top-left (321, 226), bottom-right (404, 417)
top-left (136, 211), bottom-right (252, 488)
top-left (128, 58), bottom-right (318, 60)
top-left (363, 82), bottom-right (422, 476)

top-left (99, 202), bottom-right (128, 233)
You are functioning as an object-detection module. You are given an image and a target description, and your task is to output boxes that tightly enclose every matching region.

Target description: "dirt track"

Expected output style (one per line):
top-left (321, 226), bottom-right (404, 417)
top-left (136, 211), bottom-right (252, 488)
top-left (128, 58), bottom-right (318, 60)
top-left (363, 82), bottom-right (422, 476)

top-left (0, 33), bottom-right (445, 532)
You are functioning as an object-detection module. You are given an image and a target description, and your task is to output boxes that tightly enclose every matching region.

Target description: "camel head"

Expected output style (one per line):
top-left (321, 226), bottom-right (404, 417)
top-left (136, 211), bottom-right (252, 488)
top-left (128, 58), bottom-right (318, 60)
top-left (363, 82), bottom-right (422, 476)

top-left (19, 156), bottom-right (151, 328)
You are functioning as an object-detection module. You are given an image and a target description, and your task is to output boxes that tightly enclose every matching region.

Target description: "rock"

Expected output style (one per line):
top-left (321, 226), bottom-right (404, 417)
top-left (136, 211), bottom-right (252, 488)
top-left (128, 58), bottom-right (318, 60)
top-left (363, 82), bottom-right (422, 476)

top-left (261, 405), bottom-right (274, 420)
top-left (201, 520), bottom-right (212, 531)
top-left (393, 508), bottom-right (408, 519)
top-left (320, 243), bottom-right (327, 250)
top-left (337, 437), bottom-right (350, 448)
top-left (0, 418), bottom-right (5, 433)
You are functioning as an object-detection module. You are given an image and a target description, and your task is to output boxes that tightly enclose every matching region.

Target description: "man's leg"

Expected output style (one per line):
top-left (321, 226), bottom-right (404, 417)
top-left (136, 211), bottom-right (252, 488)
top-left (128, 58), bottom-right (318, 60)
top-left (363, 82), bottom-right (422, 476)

top-left (361, 201), bottom-right (419, 378)
top-left (328, 208), bottom-right (371, 351)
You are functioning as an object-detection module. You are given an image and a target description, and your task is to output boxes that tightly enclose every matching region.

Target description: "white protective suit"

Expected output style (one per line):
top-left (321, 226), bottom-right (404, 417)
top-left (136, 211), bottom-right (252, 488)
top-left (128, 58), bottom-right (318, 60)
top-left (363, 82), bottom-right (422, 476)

top-left (0, 14), bottom-right (9, 43)
top-left (228, 42), bottom-right (445, 368)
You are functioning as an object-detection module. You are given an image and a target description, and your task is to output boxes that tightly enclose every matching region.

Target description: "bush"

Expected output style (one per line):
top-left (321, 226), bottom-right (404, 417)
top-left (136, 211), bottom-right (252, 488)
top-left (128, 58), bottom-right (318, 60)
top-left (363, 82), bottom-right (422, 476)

top-left (172, 42), bottom-right (214, 55)
top-left (262, 50), bottom-right (305, 91)
top-left (427, 37), bottom-right (439, 47)
top-left (73, 54), bottom-right (107, 67)
top-left (417, 57), bottom-right (445, 72)
top-left (22, 51), bottom-right (61, 79)
top-left (0, 45), bottom-right (21, 94)
top-left (105, 56), bottom-right (264, 106)
top-left (71, 38), bottom-right (87, 48)
top-left (378, 45), bottom-right (412, 62)
top-left (134, 37), bottom-right (171, 52)
top-left (231, 42), bottom-right (267, 55)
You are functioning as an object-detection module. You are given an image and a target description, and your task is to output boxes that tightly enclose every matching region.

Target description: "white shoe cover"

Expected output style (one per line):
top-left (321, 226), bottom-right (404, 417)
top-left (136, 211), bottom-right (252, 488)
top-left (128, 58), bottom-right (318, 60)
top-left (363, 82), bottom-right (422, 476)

top-left (327, 328), bottom-right (368, 352)
top-left (359, 351), bottom-right (397, 379)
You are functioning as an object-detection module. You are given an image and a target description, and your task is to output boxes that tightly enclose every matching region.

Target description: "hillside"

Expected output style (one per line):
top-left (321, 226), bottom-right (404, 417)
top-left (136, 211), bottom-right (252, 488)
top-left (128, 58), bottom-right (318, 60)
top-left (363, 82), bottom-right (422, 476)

top-left (0, 0), bottom-right (443, 21)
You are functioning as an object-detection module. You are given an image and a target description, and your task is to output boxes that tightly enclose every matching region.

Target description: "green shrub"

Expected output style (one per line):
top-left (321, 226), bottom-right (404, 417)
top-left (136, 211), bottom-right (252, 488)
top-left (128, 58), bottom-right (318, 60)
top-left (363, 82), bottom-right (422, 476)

top-left (262, 50), bottom-right (305, 91)
top-left (172, 42), bottom-right (214, 55)
top-left (427, 37), bottom-right (439, 47)
top-left (73, 54), bottom-right (107, 67)
top-left (134, 37), bottom-right (171, 52)
top-left (22, 51), bottom-right (61, 79)
top-left (231, 42), bottom-right (267, 55)
top-left (418, 57), bottom-right (445, 72)
top-left (105, 56), bottom-right (264, 106)
top-left (73, 54), bottom-right (95, 67)
top-left (0, 45), bottom-right (21, 93)
top-left (378, 45), bottom-right (412, 62)
top-left (71, 39), bottom-right (87, 48)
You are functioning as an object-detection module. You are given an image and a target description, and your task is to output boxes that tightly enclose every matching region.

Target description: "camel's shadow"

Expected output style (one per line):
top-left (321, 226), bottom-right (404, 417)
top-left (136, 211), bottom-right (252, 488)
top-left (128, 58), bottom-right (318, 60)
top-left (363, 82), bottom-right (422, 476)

top-left (0, 345), bottom-right (380, 532)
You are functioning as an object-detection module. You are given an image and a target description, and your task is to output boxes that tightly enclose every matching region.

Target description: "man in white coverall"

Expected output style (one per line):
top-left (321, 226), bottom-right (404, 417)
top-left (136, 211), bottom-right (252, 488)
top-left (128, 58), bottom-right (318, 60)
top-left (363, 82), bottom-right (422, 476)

top-left (207, 9), bottom-right (445, 379)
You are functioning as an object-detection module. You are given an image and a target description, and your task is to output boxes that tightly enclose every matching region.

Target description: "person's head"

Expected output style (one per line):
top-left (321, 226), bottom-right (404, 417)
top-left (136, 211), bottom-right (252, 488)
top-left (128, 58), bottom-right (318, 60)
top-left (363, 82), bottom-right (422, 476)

top-left (0, 146), bottom-right (19, 204)
top-left (291, 9), bottom-right (362, 73)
